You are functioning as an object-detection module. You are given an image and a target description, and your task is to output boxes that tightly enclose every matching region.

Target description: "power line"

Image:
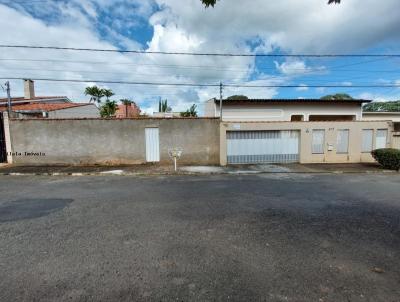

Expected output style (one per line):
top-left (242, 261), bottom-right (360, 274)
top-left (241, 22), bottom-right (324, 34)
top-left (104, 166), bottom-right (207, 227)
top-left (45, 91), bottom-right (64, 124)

top-left (1, 45), bottom-right (400, 57)
top-left (2, 77), bottom-right (400, 88)
top-left (0, 57), bottom-right (397, 73)
top-left (2, 67), bottom-right (393, 85)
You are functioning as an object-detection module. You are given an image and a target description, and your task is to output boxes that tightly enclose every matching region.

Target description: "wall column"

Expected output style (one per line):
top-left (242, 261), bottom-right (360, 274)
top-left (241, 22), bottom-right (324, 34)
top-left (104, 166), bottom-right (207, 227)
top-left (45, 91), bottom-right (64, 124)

top-left (220, 122), bottom-right (227, 166)
top-left (2, 112), bottom-right (13, 164)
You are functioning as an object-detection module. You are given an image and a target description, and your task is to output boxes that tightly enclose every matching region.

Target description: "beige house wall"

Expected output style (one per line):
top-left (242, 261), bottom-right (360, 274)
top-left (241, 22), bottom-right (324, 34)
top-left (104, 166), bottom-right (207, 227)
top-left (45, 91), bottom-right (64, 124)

top-left (393, 133), bottom-right (400, 149)
top-left (8, 118), bottom-right (220, 165)
top-left (205, 100), bottom-right (363, 121)
top-left (48, 104), bottom-right (100, 118)
top-left (220, 121), bottom-right (392, 165)
top-left (362, 112), bottom-right (400, 122)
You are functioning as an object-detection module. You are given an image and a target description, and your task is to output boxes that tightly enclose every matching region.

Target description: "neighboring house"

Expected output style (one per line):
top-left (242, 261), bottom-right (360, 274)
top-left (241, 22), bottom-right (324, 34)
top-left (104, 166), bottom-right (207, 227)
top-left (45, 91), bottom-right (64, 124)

top-left (204, 98), bottom-right (366, 121)
top-left (362, 111), bottom-right (400, 122)
top-left (205, 97), bottom-right (395, 165)
top-left (0, 79), bottom-right (99, 118)
top-left (362, 112), bottom-right (400, 149)
top-left (2, 103), bottom-right (99, 119)
top-left (115, 103), bottom-right (141, 118)
top-left (0, 79), bottom-right (70, 106)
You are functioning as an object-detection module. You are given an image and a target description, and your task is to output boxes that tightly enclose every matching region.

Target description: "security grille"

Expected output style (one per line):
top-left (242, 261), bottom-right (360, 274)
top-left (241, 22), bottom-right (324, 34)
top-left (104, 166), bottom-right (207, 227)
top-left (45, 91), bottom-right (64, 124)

top-left (227, 130), bottom-right (300, 164)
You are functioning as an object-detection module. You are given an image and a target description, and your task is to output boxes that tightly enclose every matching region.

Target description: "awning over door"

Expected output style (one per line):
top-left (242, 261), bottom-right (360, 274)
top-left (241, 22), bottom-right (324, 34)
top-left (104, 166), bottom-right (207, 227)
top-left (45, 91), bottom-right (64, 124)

top-left (227, 130), bottom-right (300, 164)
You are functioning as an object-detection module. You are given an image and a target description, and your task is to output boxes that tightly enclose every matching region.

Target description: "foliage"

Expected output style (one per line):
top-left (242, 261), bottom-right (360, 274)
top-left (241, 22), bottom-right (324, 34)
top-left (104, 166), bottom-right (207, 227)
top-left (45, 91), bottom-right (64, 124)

top-left (103, 89), bottom-right (115, 101)
top-left (120, 98), bottom-right (133, 106)
top-left (201, 0), bottom-right (218, 7)
top-left (227, 95), bottom-right (249, 100)
top-left (321, 93), bottom-right (353, 100)
top-left (202, 0), bottom-right (340, 7)
top-left (180, 104), bottom-right (198, 117)
top-left (363, 101), bottom-right (400, 112)
top-left (371, 148), bottom-right (400, 171)
top-left (158, 99), bottom-right (172, 113)
top-left (85, 86), bottom-right (105, 103)
top-left (100, 100), bottom-right (118, 118)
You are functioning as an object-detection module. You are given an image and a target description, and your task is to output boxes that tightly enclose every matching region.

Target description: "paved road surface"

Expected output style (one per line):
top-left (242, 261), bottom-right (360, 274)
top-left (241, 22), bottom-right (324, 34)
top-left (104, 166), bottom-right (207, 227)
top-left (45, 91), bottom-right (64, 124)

top-left (0, 174), bottom-right (399, 301)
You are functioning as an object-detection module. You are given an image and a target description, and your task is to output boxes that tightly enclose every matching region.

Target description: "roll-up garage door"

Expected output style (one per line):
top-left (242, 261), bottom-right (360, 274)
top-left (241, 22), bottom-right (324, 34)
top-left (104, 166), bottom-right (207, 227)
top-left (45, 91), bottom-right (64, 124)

top-left (227, 130), bottom-right (300, 164)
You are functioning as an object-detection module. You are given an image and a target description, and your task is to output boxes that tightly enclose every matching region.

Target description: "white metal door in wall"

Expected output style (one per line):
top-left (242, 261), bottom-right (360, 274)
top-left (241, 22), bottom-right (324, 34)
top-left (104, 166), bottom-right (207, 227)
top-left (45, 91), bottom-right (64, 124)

top-left (227, 130), bottom-right (300, 164)
top-left (145, 128), bottom-right (160, 162)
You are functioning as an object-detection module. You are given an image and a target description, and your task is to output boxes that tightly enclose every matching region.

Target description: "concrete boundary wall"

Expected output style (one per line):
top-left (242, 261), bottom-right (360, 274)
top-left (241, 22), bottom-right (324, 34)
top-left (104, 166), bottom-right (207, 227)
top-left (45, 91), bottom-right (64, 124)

top-left (220, 121), bottom-right (393, 165)
top-left (8, 118), bottom-right (220, 165)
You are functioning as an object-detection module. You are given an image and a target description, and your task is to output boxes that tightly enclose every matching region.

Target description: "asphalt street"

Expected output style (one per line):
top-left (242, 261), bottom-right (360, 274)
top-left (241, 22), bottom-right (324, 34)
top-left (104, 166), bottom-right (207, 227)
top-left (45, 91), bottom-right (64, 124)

top-left (0, 173), bottom-right (399, 301)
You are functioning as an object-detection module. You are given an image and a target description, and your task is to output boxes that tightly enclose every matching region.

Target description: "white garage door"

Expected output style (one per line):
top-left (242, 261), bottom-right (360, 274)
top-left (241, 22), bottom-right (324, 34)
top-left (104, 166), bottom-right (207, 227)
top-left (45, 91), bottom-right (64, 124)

top-left (227, 130), bottom-right (300, 164)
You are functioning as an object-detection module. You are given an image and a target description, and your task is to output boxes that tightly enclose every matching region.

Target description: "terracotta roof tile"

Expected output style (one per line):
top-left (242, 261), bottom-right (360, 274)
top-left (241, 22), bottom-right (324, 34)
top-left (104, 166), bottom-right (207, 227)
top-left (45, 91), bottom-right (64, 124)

top-left (0, 103), bottom-right (92, 112)
top-left (0, 96), bottom-right (68, 103)
top-left (214, 98), bottom-right (372, 104)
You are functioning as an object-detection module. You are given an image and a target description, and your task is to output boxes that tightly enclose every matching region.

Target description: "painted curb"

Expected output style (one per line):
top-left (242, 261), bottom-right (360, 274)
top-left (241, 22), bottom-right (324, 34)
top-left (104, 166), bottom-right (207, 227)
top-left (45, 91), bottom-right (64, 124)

top-left (0, 170), bottom-right (396, 176)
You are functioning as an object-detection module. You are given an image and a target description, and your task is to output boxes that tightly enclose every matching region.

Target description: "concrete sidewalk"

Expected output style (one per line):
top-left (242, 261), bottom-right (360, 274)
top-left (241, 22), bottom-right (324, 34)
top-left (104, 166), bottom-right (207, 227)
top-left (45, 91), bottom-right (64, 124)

top-left (0, 162), bottom-right (395, 176)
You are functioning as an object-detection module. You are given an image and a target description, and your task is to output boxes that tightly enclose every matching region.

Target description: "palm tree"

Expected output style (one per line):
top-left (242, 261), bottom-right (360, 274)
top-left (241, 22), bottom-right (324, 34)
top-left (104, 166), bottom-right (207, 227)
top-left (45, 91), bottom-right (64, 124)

top-left (158, 98), bottom-right (172, 113)
top-left (100, 100), bottom-right (118, 118)
top-left (202, 0), bottom-right (340, 7)
top-left (120, 98), bottom-right (133, 118)
top-left (180, 104), bottom-right (198, 117)
top-left (102, 89), bottom-right (115, 101)
top-left (85, 86), bottom-right (104, 104)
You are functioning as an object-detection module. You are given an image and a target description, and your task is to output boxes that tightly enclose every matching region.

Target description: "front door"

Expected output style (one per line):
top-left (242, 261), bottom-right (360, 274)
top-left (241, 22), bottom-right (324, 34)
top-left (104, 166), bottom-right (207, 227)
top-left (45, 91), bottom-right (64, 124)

top-left (145, 128), bottom-right (160, 162)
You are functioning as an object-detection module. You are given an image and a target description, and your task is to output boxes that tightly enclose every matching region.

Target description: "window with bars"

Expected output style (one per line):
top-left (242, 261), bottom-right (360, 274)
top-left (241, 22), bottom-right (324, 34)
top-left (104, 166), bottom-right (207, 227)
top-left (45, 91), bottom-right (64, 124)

top-left (312, 129), bottom-right (325, 154)
top-left (362, 129), bottom-right (373, 152)
top-left (337, 129), bottom-right (349, 154)
top-left (376, 129), bottom-right (388, 149)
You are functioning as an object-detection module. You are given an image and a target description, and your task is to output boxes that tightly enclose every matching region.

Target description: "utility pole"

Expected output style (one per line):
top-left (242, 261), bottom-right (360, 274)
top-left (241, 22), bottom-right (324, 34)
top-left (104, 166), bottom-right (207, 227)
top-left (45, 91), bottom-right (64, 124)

top-left (4, 81), bottom-right (12, 116)
top-left (219, 82), bottom-right (223, 120)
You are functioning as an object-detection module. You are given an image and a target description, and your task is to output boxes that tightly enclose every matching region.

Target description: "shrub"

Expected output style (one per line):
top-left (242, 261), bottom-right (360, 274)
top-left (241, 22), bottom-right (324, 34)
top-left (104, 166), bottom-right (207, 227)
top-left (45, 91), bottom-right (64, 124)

top-left (371, 148), bottom-right (400, 171)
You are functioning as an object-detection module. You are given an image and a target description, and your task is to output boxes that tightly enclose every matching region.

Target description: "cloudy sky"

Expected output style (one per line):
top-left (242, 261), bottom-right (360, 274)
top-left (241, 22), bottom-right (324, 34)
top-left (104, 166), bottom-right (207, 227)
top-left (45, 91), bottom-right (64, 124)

top-left (1, 0), bottom-right (400, 114)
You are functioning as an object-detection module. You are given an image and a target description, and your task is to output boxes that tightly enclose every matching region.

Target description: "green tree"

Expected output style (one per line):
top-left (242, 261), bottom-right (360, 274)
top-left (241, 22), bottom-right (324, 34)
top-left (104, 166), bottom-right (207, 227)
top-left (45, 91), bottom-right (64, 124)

top-left (202, 0), bottom-right (340, 7)
top-left (321, 93), bottom-right (353, 100)
top-left (227, 95), bottom-right (249, 100)
top-left (121, 99), bottom-right (133, 106)
top-left (100, 100), bottom-right (118, 118)
top-left (85, 86), bottom-right (105, 104)
top-left (158, 99), bottom-right (172, 112)
top-left (363, 101), bottom-right (400, 112)
top-left (102, 89), bottom-right (115, 101)
top-left (181, 104), bottom-right (198, 117)
top-left (120, 98), bottom-right (134, 118)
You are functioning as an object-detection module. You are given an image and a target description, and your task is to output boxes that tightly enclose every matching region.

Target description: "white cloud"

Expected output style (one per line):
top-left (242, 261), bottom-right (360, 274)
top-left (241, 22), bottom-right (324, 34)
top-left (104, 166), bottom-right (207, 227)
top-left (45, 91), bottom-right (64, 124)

top-left (274, 60), bottom-right (310, 76)
top-left (357, 92), bottom-right (400, 102)
top-left (341, 81), bottom-right (353, 86)
top-left (296, 84), bottom-right (309, 91)
top-left (2, 0), bottom-right (400, 114)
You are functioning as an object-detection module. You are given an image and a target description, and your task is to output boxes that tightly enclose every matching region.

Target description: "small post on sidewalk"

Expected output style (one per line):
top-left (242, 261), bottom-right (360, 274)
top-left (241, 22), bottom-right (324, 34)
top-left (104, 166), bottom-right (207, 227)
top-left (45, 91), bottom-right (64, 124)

top-left (168, 148), bottom-right (183, 172)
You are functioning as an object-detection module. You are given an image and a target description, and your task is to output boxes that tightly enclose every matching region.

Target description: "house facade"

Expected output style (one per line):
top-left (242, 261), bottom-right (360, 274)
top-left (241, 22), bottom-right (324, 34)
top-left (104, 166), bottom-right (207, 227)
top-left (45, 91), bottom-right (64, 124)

top-left (115, 103), bottom-right (141, 118)
top-left (0, 79), bottom-right (99, 118)
top-left (205, 98), bottom-right (393, 165)
top-left (0, 95), bottom-right (397, 166)
top-left (362, 112), bottom-right (400, 149)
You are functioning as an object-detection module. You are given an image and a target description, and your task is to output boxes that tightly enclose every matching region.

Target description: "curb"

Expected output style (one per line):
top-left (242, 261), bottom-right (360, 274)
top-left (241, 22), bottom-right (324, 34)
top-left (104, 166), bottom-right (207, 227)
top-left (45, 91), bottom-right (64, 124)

top-left (0, 170), bottom-right (396, 176)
